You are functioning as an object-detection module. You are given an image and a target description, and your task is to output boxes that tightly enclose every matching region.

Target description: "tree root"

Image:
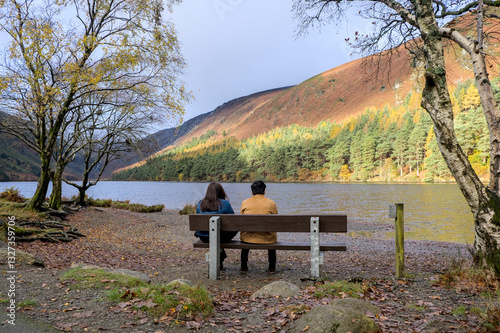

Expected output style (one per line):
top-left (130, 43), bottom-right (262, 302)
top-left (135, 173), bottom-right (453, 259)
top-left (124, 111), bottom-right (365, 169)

top-left (2, 219), bottom-right (85, 243)
top-left (18, 220), bottom-right (71, 230)
top-left (41, 207), bottom-right (70, 218)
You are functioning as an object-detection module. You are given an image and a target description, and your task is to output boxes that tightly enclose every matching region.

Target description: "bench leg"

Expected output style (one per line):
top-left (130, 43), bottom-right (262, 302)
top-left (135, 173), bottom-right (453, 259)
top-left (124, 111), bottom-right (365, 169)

top-left (209, 216), bottom-right (221, 280)
top-left (310, 217), bottom-right (320, 278)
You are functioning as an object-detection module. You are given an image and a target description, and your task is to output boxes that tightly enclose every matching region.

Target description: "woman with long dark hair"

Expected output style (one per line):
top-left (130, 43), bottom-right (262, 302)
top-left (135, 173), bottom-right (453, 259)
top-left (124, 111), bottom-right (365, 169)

top-left (194, 182), bottom-right (237, 270)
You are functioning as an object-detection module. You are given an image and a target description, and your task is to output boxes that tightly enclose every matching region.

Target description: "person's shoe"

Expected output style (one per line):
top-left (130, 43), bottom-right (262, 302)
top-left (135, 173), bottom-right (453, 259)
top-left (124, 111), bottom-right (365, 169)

top-left (268, 266), bottom-right (276, 274)
top-left (240, 265), bottom-right (248, 274)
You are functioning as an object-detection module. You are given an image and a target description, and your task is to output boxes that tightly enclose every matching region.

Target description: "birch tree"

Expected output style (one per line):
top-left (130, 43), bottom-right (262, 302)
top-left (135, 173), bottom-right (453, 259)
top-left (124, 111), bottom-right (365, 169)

top-left (293, 0), bottom-right (500, 276)
top-left (0, 0), bottom-right (190, 210)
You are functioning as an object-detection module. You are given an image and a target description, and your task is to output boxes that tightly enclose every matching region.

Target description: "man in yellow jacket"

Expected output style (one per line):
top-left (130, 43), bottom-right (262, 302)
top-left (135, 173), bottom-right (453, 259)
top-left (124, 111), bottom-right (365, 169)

top-left (240, 180), bottom-right (278, 274)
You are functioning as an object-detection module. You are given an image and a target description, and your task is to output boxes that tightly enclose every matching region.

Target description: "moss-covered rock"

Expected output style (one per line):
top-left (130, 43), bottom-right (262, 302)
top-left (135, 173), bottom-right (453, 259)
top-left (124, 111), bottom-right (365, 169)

top-left (251, 281), bottom-right (300, 298)
top-left (0, 247), bottom-right (45, 267)
top-left (293, 298), bottom-right (380, 333)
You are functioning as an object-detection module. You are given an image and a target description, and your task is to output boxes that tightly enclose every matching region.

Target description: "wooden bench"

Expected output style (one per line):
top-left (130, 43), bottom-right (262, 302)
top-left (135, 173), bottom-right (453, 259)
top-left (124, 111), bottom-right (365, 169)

top-left (189, 214), bottom-right (347, 280)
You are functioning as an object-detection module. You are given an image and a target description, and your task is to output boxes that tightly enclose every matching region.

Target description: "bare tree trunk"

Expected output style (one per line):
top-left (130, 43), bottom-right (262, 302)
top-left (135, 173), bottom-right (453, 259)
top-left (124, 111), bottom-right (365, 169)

top-left (77, 187), bottom-right (88, 206)
top-left (416, 0), bottom-right (500, 275)
top-left (49, 167), bottom-right (64, 210)
top-left (75, 171), bottom-right (91, 206)
top-left (28, 154), bottom-right (51, 211)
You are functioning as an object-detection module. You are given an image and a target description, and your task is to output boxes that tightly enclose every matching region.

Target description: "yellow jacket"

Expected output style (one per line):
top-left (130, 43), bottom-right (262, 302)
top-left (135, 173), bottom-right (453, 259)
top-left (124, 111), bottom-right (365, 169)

top-left (240, 194), bottom-right (278, 244)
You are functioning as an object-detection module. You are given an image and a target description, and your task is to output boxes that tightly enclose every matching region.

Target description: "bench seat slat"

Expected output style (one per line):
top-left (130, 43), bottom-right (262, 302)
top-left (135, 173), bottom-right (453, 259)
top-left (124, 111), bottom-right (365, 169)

top-left (189, 214), bottom-right (347, 233)
top-left (193, 240), bottom-right (346, 251)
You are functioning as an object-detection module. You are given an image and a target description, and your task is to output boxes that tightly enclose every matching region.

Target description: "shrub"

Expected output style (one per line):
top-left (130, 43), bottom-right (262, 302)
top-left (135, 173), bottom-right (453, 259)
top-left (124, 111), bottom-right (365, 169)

top-left (179, 204), bottom-right (196, 215)
top-left (438, 252), bottom-right (500, 296)
top-left (0, 187), bottom-right (25, 203)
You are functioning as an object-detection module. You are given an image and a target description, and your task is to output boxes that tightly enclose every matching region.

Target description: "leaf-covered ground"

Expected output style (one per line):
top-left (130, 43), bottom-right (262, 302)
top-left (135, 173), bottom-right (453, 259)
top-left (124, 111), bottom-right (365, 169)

top-left (1, 208), bottom-right (494, 332)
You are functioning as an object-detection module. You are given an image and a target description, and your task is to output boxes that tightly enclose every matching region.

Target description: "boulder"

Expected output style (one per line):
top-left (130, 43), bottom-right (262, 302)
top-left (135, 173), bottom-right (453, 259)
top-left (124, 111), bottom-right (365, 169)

top-left (0, 248), bottom-right (45, 267)
top-left (251, 281), bottom-right (301, 298)
top-left (293, 298), bottom-right (380, 333)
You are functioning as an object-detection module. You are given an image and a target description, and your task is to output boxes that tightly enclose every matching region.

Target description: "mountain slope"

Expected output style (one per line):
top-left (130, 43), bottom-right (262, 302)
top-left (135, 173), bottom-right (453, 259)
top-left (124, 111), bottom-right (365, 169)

top-left (116, 24), bottom-right (478, 175)
top-left (128, 10), bottom-right (486, 162)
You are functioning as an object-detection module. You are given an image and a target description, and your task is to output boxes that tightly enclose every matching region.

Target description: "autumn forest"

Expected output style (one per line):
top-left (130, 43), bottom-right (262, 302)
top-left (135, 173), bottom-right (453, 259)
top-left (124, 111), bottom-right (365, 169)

top-left (114, 78), bottom-right (497, 183)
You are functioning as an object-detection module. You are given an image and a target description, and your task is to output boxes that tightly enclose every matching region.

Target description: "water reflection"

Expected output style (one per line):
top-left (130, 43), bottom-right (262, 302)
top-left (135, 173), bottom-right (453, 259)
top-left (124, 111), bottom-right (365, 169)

top-left (1, 181), bottom-right (474, 244)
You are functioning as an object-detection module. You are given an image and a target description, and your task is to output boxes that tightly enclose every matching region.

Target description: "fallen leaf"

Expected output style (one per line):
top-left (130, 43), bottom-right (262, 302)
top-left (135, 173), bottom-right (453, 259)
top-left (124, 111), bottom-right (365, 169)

top-left (186, 321), bottom-right (202, 329)
top-left (55, 322), bottom-right (77, 332)
top-left (135, 299), bottom-right (157, 309)
top-left (73, 310), bottom-right (93, 318)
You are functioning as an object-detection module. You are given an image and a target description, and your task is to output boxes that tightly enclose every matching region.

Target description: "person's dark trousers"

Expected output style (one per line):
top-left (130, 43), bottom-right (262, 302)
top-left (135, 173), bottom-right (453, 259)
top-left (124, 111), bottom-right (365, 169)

top-left (241, 249), bottom-right (276, 271)
top-left (197, 234), bottom-right (231, 270)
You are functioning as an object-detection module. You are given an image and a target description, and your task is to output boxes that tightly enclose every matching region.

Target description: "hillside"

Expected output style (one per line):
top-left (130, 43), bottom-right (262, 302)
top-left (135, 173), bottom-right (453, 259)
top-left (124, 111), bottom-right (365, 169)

top-left (122, 12), bottom-right (483, 169)
top-left (114, 10), bottom-right (499, 183)
top-left (0, 113), bottom-right (106, 182)
top-left (0, 123), bottom-right (40, 182)
top-left (107, 87), bottom-right (291, 175)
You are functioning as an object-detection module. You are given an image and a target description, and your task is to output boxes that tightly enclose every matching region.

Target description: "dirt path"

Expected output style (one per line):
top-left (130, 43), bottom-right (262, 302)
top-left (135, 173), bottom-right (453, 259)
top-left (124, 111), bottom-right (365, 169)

top-left (0, 208), bottom-right (489, 332)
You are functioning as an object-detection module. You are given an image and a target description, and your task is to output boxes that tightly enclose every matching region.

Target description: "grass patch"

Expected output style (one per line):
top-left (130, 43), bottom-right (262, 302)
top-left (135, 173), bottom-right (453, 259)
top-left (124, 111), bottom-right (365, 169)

top-left (128, 203), bottom-right (164, 213)
top-left (0, 199), bottom-right (46, 221)
top-left (452, 304), bottom-right (467, 316)
top-left (62, 267), bottom-right (214, 321)
top-left (88, 198), bottom-right (113, 207)
top-left (111, 282), bottom-right (214, 320)
top-left (314, 280), bottom-right (366, 299)
top-left (87, 198), bottom-right (164, 213)
top-left (61, 267), bottom-right (147, 290)
top-left (483, 300), bottom-right (500, 332)
top-left (18, 298), bottom-right (38, 308)
top-left (406, 303), bottom-right (426, 312)
top-left (179, 203), bottom-right (196, 215)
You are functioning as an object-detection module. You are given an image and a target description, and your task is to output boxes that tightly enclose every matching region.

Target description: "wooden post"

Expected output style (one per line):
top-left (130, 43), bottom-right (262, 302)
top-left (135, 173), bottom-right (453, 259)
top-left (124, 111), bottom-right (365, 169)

top-left (392, 203), bottom-right (405, 278)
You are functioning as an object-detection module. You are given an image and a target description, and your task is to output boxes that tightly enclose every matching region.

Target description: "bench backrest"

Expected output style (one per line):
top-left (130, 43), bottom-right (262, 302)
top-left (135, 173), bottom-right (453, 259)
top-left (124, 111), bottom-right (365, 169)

top-left (189, 214), bottom-right (347, 233)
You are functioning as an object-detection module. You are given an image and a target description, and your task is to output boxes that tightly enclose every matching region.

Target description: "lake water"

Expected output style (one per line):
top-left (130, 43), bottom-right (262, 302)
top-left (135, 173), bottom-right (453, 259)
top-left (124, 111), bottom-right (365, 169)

top-left (0, 181), bottom-right (475, 244)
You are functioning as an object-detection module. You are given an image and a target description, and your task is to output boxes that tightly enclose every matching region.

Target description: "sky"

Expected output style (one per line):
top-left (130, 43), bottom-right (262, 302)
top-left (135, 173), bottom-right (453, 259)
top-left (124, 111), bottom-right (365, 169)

top-left (168, 0), bottom-right (373, 126)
